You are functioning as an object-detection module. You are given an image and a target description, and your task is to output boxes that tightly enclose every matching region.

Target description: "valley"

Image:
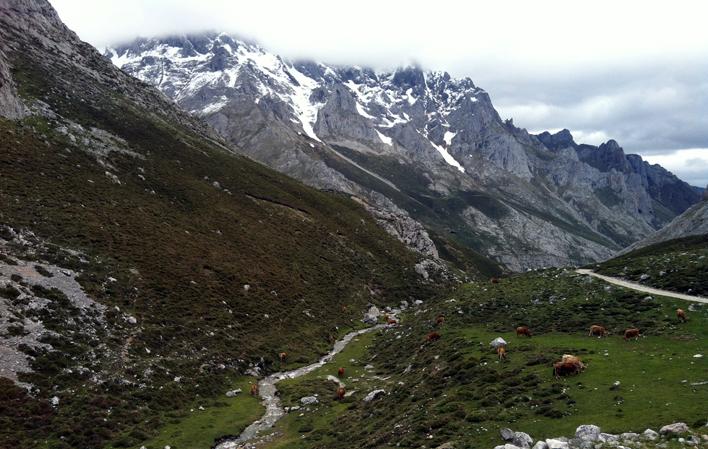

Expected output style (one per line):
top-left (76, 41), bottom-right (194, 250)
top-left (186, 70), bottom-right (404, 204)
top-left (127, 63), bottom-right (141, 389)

top-left (0, 2), bottom-right (706, 449)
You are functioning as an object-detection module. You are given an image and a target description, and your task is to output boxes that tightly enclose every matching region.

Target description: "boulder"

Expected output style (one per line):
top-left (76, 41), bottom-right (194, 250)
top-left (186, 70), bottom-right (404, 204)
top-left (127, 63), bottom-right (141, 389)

top-left (575, 425), bottom-right (602, 442)
top-left (363, 305), bottom-right (380, 324)
top-left (490, 337), bottom-right (508, 349)
top-left (363, 389), bottom-right (386, 402)
top-left (494, 445), bottom-right (521, 449)
top-left (225, 388), bottom-right (242, 397)
top-left (660, 423), bottom-right (689, 435)
top-left (512, 432), bottom-right (533, 448)
top-left (643, 429), bottom-right (659, 440)
top-left (531, 441), bottom-right (548, 449)
top-left (300, 396), bottom-right (318, 405)
top-left (620, 433), bottom-right (639, 441)
top-left (545, 439), bottom-right (569, 449)
top-left (501, 428), bottom-right (516, 441)
top-left (598, 433), bottom-right (618, 443)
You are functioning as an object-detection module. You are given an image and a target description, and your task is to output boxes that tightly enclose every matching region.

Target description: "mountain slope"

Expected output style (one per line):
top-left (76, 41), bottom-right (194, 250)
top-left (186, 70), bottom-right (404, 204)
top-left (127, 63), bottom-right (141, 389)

top-left (0, 2), bottom-right (444, 448)
top-left (105, 34), bottom-right (701, 271)
top-left (617, 198), bottom-right (708, 253)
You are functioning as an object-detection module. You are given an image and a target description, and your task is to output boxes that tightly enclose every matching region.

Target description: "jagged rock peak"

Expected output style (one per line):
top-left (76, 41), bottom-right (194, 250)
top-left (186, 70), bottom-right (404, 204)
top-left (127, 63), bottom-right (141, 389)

top-left (537, 128), bottom-right (576, 150)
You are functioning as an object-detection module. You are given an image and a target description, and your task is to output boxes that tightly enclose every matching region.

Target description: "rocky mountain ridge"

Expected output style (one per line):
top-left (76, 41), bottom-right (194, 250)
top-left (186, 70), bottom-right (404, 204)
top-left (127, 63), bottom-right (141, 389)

top-left (105, 33), bottom-right (702, 270)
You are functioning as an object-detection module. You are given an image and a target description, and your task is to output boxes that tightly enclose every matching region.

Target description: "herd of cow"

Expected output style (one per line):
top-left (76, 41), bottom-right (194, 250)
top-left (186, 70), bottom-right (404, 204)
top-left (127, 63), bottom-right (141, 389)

top-left (247, 306), bottom-right (690, 400)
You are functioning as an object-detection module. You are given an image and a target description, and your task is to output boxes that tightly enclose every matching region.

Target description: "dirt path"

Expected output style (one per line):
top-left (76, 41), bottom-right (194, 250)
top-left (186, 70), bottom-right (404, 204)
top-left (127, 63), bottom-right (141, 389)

top-left (575, 269), bottom-right (708, 304)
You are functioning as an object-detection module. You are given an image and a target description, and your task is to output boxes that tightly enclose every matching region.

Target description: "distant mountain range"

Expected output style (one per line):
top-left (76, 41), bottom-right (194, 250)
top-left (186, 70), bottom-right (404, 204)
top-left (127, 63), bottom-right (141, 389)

top-left (104, 33), bottom-right (701, 270)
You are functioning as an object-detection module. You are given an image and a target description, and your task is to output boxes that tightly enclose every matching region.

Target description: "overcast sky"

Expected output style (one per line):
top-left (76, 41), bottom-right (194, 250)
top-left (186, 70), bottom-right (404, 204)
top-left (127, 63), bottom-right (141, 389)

top-left (50, 0), bottom-right (708, 186)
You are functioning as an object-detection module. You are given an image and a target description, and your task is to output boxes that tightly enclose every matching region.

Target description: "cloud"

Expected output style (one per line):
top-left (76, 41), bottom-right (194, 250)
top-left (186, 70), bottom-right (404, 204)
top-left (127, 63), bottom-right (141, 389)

top-left (48, 0), bottom-right (708, 185)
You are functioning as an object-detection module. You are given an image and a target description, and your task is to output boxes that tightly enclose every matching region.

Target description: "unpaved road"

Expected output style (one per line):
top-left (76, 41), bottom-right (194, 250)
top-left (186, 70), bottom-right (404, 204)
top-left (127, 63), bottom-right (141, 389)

top-left (575, 269), bottom-right (708, 304)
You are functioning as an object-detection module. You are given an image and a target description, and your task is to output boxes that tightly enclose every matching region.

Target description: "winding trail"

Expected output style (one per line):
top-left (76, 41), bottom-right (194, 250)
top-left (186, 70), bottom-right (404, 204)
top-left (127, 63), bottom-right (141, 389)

top-left (575, 269), bottom-right (708, 304)
top-left (216, 324), bottom-right (386, 449)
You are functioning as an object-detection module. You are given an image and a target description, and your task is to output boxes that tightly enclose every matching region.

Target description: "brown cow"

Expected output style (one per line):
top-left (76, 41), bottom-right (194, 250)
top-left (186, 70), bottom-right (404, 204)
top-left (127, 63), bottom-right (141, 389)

top-left (250, 383), bottom-right (259, 396)
top-left (497, 345), bottom-right (507, 361)
top-left (516, 326), bottom-right (532, 337)
top-left (426, 331), bottom-right (441, 342)
top-left (588, 325), bottom-right (607, 337)
top-left (553, 355), bottom-right (585, 378)
top-left (623, 328), bottom-right (640, 340)
top-left (337, 367), bottom-right (345, 378)
top-left (336, 386), bottom-right (346, 400)
top-left (435, 315), bottom-right (445, 326)
top-left (387, 317), bottom-right (398, 325)
top-left (279, 352), bottom-right (287, 363)
top-left (490, 277), bottom-right (500, 284)
top-left (677, 308), bottom-right (687, 322)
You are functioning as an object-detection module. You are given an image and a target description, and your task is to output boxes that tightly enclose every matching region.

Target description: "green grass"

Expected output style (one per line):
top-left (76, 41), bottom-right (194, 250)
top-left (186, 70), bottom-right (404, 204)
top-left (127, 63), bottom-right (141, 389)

top-left (594, 234), bottom-right (708, 296)
top-left (106, 377), bottom-right (263, 449)
top-left (249, 268), bottom-right (707, 449)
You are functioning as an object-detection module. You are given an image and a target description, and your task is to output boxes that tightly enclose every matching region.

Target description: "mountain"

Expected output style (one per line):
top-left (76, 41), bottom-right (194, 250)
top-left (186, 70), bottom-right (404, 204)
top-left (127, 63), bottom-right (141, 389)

top-left (0, 2), bottom-right (443, 448)
top-left (618, 196), bottom-right (708, 253)
top-left (537, 131), bottom-right (701, 220)
top-left (105, 33), bottom-right (701, 271)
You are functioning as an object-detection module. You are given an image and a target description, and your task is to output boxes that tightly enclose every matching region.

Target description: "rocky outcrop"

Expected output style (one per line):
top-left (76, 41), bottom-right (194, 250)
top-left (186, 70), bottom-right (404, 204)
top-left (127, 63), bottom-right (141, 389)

top-left (0, 47), bottom-right (27, 119)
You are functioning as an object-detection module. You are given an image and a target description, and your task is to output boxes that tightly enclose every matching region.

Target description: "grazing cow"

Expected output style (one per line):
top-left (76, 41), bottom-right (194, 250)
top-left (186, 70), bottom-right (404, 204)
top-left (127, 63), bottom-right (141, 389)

top-left (279, 352), bottom-right (287, 363)
top-left (677, 308), bottom-right (687, 322)
top-left (490, 277), bottom-right (500, 284)
top-left (588, 325), bottom-right (607, 337)
top-left (624, 328), bottom-right (640, 340)
top-left (516, 326), bottom-right (532, 337)
top-left (426, 331), bottom-right (441, 342)
top-left (553, 355), bottom-right (585, 378)
top-left (497, 345), bottom-right (507, 360)
top-left (250, 383), bottom-right (259, 396)
top-left (435, 315), bottom-right (445, 326)
top-left (337, 367), bottom-right (345, 378)
top-left (387, 317), bottom-right (398, 325)
top-left (336, 386), bottom-right (346, 400)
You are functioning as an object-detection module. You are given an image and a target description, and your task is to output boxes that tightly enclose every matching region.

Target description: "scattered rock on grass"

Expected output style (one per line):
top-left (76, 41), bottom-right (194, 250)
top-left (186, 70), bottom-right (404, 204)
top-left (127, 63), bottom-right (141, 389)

top-left (660, 422), bottom-right (689, 435)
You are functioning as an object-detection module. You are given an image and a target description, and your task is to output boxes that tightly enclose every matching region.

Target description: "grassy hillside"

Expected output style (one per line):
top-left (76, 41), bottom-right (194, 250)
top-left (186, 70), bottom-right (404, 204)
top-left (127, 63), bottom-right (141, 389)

top-left (253, 269), bottom-right (707, 449)
top-left (0, 22), bottom-right (442, 449)
top-left (594, 234), bottom-right (708, 297)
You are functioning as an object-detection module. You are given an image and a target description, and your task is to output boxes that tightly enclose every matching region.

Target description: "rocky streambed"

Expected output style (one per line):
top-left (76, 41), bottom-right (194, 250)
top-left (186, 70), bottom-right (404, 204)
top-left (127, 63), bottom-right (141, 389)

top-left (215, 323), bottom-right (387, 449)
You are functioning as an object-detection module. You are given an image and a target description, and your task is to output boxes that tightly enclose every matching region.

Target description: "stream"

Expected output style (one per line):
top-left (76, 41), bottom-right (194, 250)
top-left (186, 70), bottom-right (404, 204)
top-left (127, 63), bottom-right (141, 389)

top-left (215, 324), bottom-right (386, 449)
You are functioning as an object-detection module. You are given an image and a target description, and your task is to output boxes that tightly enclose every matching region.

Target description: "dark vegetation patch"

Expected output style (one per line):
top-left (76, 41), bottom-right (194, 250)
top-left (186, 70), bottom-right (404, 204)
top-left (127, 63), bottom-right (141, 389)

top-left (0, 34), bottom-right (441, 449)
top-left (594, 234), bottom-right (708, 296)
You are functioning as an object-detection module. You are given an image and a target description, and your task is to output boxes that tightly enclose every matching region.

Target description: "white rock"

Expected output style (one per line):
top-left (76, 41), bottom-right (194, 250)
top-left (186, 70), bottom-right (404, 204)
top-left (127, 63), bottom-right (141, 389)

top-left (225, 388), bottom-right (242, 397)
top-left (490, 337), bottom-right (508, 349)
top-left (545, 438), bottom-right (569, 449)
top-left (660, 423), bottom-right (689, 435)
top-left (363, 389), bottom-right (386, 402)
top-left (576, 425), bottom-right (602, 441)
top-left (598, 433), bottom-right (618, 443)
top-left (643, 429), bottom-right (659, 440)
top-left (363, 305), bottom-right (380, 324)
top-left (620, 432), bottom-right (639, 441)
top-left (532, 441), bottom-right (548, 449)
top-left (50, 396), bottom-right (59, 406)
top-left (300, 396), bottom-right (318, 405)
